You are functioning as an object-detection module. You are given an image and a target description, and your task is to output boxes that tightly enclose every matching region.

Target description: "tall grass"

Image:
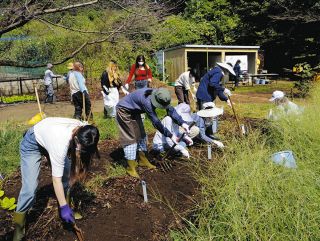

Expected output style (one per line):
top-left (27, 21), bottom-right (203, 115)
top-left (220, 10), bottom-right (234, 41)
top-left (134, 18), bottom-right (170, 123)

top-left (0, 123), bottom-right (26, 175)
top-left (172, 85), bottom-right (320, 240)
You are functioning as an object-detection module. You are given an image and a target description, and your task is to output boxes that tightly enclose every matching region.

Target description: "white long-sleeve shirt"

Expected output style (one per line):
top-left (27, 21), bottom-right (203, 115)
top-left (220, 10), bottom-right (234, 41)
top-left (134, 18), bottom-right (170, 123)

top-left (174, 71), bottom-right (195, 90)
top-left (44, 69), bottom-right (57, 85)
top-left (153, 116), bottom-right (186, 152)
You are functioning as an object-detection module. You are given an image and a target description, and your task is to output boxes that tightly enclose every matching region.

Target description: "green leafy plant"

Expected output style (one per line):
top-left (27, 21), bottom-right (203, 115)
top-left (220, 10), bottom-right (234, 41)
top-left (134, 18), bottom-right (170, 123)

top-left (0, 190), bottom-right (17, 211)
top-left (1, 95), bottom-right (36, 104)
top-left (293, 62), bottom-right (316, 97)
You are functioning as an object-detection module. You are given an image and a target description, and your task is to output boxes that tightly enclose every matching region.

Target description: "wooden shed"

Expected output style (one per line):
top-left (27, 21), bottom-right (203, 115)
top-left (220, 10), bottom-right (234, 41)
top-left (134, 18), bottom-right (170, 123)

top-left (156, 45), bottom-right (260, 83)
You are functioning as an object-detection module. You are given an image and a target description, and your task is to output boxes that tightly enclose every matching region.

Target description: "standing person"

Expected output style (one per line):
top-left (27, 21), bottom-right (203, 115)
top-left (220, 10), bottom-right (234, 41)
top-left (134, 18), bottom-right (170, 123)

top-left (44, 63), bottom-right (59, 104)
top-left (69, 62), bottom-right (91, 120)
top-left (64, 62), bottom-right (74, 84)
top-left (125, 55), bottom-right (152, 90)
top-left (12, 117), bottom-right (100, 241)
top-left (101, 60), bottom-right (129, 118)
top-left (116, 88), bottom-right (190, 178)
top-left (174, 68), bottom-right (199, 105)
top-left (233, 60), bottom-right (241, 87)
top-left (196, 62), bottom-right (235, 109)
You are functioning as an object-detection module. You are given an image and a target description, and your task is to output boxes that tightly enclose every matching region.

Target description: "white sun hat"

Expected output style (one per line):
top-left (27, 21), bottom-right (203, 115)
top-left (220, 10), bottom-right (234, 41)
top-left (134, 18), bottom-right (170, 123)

top-left (217, 62), bottom-right (236, 76)
top-left (269, 90), bottom-right (285, 102)
top-left (197, 103), bottom-right (224, 118)
top-left (175, 103), bottom-right (193, 122)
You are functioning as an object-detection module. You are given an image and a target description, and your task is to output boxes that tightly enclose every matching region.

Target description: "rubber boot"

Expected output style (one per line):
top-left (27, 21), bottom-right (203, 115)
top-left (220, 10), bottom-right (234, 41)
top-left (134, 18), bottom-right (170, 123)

top-left (127, 160), bottom-right (140, 178)
top-left (13, 211), bottom-right (26, 241)
top-left (138, 152), bottom-right (156, 169)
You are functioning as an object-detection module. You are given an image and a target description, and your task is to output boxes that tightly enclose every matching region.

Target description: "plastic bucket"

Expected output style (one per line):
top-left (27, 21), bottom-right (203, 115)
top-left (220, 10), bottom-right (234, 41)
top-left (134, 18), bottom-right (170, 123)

top-left (255, 79), bottom-right (260, 84)
top-left (271, 150), bottom-right (296, 168)
top-left (260, 79), bottom-right (266, 85)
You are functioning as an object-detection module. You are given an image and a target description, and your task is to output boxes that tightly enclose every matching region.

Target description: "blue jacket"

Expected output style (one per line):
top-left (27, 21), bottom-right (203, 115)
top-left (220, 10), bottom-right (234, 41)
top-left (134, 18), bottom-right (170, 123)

top-left (117, 88), bottom-right (186, 138)
top-left (196, 66), bottom-right (227, 102)
top-left (234, 63), bottom-right (241, 77)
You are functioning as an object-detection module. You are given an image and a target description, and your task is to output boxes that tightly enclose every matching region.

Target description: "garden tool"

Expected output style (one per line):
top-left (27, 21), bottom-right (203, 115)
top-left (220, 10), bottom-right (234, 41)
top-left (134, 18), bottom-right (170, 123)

top-left (73, 223), bottom-right (85, 241)
top-left (227, 95), bottom-right (243, 137)
top-left (27, 87), bottom-right (46, 125)
top-left (158, 122), bottom-right (195, 172)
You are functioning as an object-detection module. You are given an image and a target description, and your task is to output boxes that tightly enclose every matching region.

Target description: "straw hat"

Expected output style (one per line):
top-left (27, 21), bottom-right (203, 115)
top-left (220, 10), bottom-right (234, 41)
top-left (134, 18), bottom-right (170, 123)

top-left (269, 90), bottom-right (285, 102)
top-left (175, 103), bottom-right (193, 122)
top-left (217, 62), bottom-right (236, 76)
top-left (197, 102), bottom-right (223, 118)
top-left (67, 62), bottom-right (74, 70)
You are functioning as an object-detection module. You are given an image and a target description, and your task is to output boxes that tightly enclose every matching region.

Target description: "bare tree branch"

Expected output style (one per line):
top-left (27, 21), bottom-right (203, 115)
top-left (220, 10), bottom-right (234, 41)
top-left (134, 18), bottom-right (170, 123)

top-left (0, 1), bottom-right (99, 37)
top-left (0, 23), bottom-right (126, 68)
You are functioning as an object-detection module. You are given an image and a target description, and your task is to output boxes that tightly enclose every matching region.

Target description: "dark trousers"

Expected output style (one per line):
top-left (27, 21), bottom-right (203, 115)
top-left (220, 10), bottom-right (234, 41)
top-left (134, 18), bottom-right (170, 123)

top-left (175, 86), bottom-right (190, 104)
top-left (72, 91), bottom-right (92, 120)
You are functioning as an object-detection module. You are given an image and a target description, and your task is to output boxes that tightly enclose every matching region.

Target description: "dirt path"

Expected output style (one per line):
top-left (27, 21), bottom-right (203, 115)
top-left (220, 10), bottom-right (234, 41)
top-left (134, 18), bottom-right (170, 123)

top-left (0, 92), bottom-right (271, 123)
top-left (0, 100), bottom-right (104, 123)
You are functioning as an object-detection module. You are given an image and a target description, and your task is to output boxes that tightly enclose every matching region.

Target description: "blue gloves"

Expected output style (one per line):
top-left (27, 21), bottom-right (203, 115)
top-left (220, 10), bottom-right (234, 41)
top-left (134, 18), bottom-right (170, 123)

top-left (60, 204), bottom-right (75, 223)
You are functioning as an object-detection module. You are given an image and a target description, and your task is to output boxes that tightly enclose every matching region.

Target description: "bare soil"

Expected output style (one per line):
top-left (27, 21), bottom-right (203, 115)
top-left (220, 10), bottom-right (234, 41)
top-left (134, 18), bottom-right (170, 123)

top-left (0, 138), bottom-right (199, 241)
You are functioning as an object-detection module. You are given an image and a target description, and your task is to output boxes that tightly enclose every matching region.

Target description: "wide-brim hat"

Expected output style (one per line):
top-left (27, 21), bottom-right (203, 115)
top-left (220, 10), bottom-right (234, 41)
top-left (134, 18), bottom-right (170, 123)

top-left (197, 106), bottom-right (224, 118)
top-left (151, 88), bottom-right (171, 109)
top-left (217, 62), bottom-right (236, 76)
top-left (67, 62), bottom-right (74, 70)
top-left (175, 103), bottom-right (193, 122)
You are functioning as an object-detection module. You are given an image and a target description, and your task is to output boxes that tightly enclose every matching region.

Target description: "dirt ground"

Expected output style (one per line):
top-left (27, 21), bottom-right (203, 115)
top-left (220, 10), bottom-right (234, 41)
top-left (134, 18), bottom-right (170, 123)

top-left (0, 138), bottom-right (199, 241)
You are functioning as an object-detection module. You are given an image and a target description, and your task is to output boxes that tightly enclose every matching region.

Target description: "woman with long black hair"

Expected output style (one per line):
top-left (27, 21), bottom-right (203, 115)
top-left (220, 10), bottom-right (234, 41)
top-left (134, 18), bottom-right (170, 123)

top-left (125, 55), bottom-right (152, 90)
top-left (13, 117), bottom-right (100, 241)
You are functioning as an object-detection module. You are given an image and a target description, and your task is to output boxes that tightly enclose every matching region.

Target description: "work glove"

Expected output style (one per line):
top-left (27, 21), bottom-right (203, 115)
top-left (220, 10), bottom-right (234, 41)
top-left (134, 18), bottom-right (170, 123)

top-left (226, 99), bottom-right (232, 107)
top-left (121, 86), bottom-right (129, 95)
top-left (170, 135), bottom-right (179, 145)
top-left (60, 204), bottom-right (75, 224)
top-left (181, 149), bottom-right (190, 159)
top-left (182, 123), bottom-right (190, 134)
top-left (124, 83), bottom-right (129, 91)
top-left (224, 88), bottom-right (232, 97)
top-left (183, 135), bottom-right (193, 146)
top-left (212, 140), bottom-right (224, 149)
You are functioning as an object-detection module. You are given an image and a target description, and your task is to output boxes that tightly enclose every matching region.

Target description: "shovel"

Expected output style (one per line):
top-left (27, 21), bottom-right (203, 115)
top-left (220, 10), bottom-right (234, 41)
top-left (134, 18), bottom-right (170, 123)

top-left (27, 87), bottom-right (46, 125)
top-left (227, 95), bottom-right (243, 137)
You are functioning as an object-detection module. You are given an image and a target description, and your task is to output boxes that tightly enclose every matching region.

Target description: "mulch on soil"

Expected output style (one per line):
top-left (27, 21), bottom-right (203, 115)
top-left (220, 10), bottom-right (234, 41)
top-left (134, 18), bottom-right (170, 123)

top-left (0, 137), bottom-right (199, 241)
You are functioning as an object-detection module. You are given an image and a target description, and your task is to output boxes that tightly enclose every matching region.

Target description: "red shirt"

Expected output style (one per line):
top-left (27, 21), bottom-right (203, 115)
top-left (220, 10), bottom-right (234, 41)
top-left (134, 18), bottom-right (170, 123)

top-left (126, 64), bottom-right (152, 84)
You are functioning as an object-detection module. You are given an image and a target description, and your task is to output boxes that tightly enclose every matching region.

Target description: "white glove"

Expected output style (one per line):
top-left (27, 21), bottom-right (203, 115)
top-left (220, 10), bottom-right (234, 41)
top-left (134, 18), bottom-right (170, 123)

top-left (124, 83), bottom-right (129, 90)
top-left (183, 135), bottom-right (193, 146)
top-left (226, 99), bottom-right (232, 107)
top-left (181, 149), bottom-right (190, 159)
top-left (121, 86), bottom-right (129, 95)
top-left (171, 135), bottom-right (179, 145)
top-left (182, 123), bottom-right (190, 134)
top-left (212, 140), bottom-right (224, 148)
top-left (224, 88), bottom-right (232, 97)
top-left (103, 86), bottom-right (110, 93)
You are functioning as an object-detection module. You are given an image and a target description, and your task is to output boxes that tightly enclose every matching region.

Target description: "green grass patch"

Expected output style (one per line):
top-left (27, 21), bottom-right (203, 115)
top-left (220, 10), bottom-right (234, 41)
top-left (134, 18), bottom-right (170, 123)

top-left (172, 84), bottom-right (320, 240)
top-left (1, 95), bottom-right (36, 104)
top-left (0, 122), bottom-right (26, 175)
top-left (234, 80), bottom-right (295, 94)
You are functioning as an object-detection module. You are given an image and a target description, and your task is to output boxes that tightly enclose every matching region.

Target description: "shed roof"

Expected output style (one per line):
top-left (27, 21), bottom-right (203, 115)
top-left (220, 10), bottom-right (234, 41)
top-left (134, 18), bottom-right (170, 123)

top-left (163, 44), bottom-right (260, 52)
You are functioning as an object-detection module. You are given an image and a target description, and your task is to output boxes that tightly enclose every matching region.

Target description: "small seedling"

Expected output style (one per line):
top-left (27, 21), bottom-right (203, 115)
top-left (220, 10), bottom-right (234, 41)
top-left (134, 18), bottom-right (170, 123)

top-left (0, 190), bottom-right (17, 211)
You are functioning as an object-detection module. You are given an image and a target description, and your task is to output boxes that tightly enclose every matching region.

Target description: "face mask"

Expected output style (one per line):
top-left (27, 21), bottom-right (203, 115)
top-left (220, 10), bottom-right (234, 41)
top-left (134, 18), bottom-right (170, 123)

top-left (138, 61), bottom-right (144, 66)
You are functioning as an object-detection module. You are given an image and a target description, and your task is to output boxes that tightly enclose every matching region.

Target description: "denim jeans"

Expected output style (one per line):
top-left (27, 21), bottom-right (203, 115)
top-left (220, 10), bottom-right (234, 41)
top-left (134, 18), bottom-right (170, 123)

top-left (16, 127), bottom-right (71, 212)
top-left (135, 80), bottom-right (148, 89)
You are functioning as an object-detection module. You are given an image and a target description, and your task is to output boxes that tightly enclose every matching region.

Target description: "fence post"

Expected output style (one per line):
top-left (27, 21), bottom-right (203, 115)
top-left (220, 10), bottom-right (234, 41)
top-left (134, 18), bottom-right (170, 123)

top-left (19, 77), bottom-right (23, 95)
